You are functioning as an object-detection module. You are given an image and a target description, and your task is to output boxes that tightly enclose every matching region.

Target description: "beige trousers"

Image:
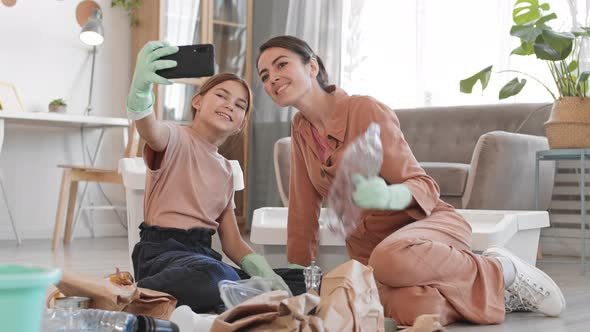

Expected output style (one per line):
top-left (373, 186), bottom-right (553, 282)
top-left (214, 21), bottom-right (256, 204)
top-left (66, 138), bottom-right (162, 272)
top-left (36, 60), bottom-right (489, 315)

top-left (346, 204), bottom-right (505, 326)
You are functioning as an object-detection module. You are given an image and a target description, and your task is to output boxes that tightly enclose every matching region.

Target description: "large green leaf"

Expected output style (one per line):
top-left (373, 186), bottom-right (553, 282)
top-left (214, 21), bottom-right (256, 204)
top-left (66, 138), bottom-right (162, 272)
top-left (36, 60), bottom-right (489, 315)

top-left (510, 13), bottom-right (556, 42)
top-left (534, 30), bottom-right (574, 60)
top-left (499, 78), bottom-right (527, 99)
top-left (510, 13), bottom-right (556, 57)
top-left (513, 0), bottom-right (550, 25)
top-left (511, 41), bottom-right (534, 55)
top-left (460, 66), bottom-right (492, 94)
top-left (510, 23), bottom-right (539, 44)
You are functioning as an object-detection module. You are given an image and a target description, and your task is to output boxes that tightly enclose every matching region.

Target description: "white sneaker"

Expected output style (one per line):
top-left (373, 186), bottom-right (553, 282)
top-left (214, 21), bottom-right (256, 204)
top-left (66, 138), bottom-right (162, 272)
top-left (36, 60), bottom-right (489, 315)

top-left (483, 247), bottom-right (566, 317)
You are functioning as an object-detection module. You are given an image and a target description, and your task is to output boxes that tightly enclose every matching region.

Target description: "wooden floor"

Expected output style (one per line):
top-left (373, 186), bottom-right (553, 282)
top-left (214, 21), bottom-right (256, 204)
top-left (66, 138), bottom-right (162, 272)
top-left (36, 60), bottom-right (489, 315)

top-left (1, 237), bottom-right (589, 331)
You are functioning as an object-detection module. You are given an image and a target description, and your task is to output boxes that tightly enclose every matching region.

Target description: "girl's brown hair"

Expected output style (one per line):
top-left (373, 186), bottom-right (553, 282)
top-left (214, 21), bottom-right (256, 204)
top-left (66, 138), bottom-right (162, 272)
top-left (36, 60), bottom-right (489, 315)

top-left (191, 72), bottom-right (253, 119)
top-left (256, 35), bottom-right (331, 92)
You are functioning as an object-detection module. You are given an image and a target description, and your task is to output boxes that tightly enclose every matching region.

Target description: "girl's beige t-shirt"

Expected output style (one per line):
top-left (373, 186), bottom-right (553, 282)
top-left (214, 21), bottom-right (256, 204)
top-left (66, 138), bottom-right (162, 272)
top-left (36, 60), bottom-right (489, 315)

top-left (142, 123), bottom-right (235, 230)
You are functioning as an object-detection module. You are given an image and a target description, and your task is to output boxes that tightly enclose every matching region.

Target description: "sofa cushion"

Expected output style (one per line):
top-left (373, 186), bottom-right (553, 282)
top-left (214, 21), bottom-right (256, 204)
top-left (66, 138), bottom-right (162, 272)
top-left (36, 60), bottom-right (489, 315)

top-left (419, 162), bottom-right (470, 196)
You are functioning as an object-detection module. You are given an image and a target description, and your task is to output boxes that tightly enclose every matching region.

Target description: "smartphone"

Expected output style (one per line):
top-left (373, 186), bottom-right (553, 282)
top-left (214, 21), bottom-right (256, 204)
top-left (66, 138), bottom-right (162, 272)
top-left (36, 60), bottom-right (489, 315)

top-left (156, 44), bottom-right (216, 79)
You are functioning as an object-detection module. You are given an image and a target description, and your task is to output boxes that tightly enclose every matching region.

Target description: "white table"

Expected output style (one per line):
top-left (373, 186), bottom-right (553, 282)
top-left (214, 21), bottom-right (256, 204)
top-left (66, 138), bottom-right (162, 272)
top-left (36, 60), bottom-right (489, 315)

top-left (0, 111), bottom-right (129, 165)
top-left (0, 111), bottom-right (129, 243)
top-left (0, 111), bottom-right (129, 128)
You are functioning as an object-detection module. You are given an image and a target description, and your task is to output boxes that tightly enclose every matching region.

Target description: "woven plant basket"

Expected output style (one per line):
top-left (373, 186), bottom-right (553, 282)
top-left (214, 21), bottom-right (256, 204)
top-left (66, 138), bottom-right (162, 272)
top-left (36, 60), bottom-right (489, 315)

top-left (544, 97), bottom-right (590, 149)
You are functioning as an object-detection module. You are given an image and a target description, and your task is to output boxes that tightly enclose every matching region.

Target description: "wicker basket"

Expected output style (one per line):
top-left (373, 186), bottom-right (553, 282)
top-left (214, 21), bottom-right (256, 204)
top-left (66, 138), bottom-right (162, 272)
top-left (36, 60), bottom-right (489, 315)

top-left (544, 97), bottom-right (590, 149)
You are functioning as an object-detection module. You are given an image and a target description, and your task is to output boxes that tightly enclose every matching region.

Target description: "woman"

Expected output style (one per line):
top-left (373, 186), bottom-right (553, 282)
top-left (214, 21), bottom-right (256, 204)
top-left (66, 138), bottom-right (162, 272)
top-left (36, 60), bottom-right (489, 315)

top-left (256, 35), bottom-right (565, 326)
top-left (126, 41), bottom-right (291, 313)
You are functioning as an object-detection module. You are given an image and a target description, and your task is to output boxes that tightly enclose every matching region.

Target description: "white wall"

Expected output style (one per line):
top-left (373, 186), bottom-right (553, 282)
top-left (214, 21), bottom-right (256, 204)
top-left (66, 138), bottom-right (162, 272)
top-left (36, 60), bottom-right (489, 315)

top-left (0, 0), bottom-right (132, 241)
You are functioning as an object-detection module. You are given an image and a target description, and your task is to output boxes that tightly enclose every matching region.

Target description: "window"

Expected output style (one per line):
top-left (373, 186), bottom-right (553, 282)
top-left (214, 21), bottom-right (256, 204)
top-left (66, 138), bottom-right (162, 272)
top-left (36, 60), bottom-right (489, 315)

top-left (340, 0), bottom-right (583, 109)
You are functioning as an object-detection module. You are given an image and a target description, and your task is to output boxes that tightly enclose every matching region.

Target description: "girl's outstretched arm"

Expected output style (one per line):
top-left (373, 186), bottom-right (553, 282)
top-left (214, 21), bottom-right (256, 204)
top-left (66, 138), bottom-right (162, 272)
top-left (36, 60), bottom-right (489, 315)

top-left (127, 41), bottom-right (178, 151)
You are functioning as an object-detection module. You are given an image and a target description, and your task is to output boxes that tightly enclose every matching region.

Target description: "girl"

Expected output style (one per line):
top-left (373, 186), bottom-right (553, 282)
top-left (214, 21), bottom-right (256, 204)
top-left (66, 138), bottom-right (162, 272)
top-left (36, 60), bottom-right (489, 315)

top-left (126, 41), bottom-right (290, 313)
top-left (256, 35), bottom-right (565, 326)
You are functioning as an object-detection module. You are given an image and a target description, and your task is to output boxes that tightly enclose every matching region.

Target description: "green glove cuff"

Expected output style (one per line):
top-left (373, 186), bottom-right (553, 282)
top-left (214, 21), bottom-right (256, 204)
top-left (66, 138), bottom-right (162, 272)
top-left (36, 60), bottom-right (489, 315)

top-left (126, 92), bottom-right (154, 120)
top-left (240, 253), bottom-right (274, 278)
top-left (386, 184), bottom-right (413, 210)
top-left (287, 262), bottom-right (305, 269)
top-left (240, 254), bottom-right (292, 295)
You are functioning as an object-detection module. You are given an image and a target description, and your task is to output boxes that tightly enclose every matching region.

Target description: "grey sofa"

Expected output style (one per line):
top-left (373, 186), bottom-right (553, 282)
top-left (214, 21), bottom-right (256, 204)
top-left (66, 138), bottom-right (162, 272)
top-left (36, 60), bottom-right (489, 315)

top-left (274, 103), bottom-right (555, 211)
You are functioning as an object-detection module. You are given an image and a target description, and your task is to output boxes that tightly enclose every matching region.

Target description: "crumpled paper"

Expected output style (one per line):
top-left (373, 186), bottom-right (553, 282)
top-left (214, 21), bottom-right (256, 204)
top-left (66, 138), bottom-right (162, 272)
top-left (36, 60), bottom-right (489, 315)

top-left (47, 268), bottom-right (177, 320)
top-left (316, 259), bottom-right (384, 331)
top-left (208, 290), bottom-right (289, 331)
top-left (210, 260), bottom-right (384, 332)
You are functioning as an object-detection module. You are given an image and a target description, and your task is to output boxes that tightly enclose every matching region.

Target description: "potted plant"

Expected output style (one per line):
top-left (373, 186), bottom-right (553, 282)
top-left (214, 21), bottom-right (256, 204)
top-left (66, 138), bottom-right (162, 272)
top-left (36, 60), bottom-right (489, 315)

top-left (48, 98), bottom-right (67, 113)
top-left (460, 0), bottom-right (590, 149)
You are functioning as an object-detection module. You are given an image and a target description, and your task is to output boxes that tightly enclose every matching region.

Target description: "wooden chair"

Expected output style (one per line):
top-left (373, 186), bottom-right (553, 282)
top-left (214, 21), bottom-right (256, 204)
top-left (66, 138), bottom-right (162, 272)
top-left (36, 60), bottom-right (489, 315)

top-left (52, 121), bottom-right (140, 249)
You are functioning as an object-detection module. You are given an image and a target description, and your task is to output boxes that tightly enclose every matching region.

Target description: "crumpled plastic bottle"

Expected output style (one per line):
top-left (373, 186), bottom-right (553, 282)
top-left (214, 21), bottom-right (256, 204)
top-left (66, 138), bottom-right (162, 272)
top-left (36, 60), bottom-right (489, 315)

top-left (43, 307), bottom-right (136, 332)
top-left (303, 261), bottom-right (322, 294)
top-left (325, 122), bottom-right (383, 238)
top-left (42, 296), bottom-right (178, 332)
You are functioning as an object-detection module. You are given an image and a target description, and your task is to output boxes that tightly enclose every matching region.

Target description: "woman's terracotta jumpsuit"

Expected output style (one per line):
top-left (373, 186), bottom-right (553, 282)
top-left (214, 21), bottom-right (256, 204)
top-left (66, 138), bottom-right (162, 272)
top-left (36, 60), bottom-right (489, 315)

top-left (287, 87), bottom-right (505, 326)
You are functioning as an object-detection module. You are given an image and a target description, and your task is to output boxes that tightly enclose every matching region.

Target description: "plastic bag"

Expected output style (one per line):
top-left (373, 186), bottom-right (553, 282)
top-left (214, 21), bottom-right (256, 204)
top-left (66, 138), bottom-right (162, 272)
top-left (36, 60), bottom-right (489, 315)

top-left (218, 277), bottom-right (287, 309)
top-left (325, 123), bottom-right (383, 238)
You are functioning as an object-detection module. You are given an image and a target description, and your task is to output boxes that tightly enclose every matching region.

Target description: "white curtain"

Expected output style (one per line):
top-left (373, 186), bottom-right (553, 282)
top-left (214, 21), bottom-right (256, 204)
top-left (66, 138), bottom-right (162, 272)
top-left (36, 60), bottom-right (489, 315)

top-left (285, 0), bottom-right (343, 85)
top-left (246, 0), bottom-right (343, 226)
top-left (340, 0), bottom-right (578, 109)
top-left (161, 0), bottom-right (201, 120)
top-left (566, 0), bottom-right (590, 73)
top-left (566, 0), bottom-right (590, 30)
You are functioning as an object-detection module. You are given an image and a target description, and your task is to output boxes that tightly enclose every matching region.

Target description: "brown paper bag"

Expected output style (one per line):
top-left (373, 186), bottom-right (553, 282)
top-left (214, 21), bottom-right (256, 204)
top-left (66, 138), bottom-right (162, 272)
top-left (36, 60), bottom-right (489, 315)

top-left (316, 260), bottom-right (385, 332)
top-left (260, 292), bottom-right (325, 332)
top-left (210, 290), bottom-right (325, 332)
top-left (209, 291), bottom-right (286, 331)
top-left (51, 270), bottom-right (177, 320)
top-left (211, 260), bottom-right (385, 332)
top-left (123, 287), bottom-right (177, 319)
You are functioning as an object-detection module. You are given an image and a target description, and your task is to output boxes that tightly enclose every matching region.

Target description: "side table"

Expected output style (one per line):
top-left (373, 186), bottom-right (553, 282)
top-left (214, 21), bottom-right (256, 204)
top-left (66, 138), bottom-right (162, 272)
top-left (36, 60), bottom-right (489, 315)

top-left (535, 149), bottom-right (590, 275)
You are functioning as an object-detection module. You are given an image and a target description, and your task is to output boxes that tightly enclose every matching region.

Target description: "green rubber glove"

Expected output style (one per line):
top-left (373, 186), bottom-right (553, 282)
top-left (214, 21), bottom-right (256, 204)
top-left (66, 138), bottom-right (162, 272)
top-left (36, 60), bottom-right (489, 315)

top-left (240, 253), bottom-right (291, 294)
top-left (352, 174), bottom-right (413, 210)
top-left (127, 41), bottom-right (179, 120)
top-left (287, 262), bottom-right (305, 269)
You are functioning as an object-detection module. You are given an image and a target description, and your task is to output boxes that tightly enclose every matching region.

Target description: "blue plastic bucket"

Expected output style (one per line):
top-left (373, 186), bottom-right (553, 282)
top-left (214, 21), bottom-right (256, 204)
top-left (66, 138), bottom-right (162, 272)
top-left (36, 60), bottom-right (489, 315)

top-left (0, 264), bottom-right (61, 332)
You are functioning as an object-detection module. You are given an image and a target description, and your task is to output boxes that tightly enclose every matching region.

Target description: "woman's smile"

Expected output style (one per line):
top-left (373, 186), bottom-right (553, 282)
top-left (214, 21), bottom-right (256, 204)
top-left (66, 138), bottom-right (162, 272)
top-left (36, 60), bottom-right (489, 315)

top-left (274, 82), bottom-right (290, 96)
